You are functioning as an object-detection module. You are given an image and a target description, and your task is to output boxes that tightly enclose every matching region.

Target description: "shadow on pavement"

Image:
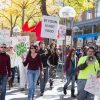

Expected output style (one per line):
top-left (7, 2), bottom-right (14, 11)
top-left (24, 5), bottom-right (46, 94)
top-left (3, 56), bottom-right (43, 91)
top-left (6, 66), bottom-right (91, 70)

top-left (10, 97), bottom-right (27, 100)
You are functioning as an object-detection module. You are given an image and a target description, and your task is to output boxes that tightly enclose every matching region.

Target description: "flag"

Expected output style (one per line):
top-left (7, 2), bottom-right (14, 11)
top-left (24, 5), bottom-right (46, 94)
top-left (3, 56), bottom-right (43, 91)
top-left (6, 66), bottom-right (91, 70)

top-left (22, 21), bottom-right (29, 32)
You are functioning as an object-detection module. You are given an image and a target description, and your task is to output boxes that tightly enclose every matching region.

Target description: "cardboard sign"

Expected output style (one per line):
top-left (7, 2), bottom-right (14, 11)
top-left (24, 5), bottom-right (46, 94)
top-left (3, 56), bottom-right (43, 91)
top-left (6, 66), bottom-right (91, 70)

top-left (84, 74), bottom-right (100, 98)
top-left (21, 32), bottom-right (36, 42)
top-left (41, 15), bottom-right (59, 39)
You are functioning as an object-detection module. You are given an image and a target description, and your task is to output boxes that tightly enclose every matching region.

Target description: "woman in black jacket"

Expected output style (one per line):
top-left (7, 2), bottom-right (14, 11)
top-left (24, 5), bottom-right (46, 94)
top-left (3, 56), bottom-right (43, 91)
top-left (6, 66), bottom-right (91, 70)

top-left (47, 48), bottom-right (59, 89)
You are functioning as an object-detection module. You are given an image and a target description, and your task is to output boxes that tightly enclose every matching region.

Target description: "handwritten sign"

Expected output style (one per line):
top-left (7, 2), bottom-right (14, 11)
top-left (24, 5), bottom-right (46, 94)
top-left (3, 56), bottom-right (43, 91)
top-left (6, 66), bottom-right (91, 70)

top-left (41, 15), bottom-right (59, 39)
top-left (16, 42), bottom-right (27, 56)
top-left (84, 74), bottom-right (100, 98)
top-left (58, 25), bottom-right (66, 40)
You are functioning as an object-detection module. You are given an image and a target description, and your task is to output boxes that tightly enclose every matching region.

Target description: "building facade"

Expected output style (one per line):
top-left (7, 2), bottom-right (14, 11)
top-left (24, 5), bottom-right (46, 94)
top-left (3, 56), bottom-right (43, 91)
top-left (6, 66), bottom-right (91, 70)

top-left (74, 0), bottom-right (100, 45)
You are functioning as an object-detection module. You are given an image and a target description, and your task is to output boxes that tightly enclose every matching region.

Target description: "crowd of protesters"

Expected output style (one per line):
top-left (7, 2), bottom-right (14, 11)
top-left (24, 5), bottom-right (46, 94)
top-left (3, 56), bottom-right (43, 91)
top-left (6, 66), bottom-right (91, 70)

top-left (0, 40), bottom-right (100, 100)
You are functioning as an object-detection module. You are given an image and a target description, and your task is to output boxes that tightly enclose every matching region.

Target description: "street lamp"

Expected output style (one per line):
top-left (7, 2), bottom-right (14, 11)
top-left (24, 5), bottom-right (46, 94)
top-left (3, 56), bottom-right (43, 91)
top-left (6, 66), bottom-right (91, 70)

top-left (59, 6), bottom-right (76, 77)
top-left (59, 6), bottom-right (76, 46)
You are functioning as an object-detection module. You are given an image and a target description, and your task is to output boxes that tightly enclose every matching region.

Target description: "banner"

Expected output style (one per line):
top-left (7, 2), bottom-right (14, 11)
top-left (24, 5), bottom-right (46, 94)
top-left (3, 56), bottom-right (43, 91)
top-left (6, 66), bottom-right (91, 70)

top-left (96, 36), bottom-right (100, 46)
top-left (58, 25), bottom-right (66, 40)
top-left (84, 74), bottom-right (100, 98)
top-left (41, 15), bottom-right (59, 39)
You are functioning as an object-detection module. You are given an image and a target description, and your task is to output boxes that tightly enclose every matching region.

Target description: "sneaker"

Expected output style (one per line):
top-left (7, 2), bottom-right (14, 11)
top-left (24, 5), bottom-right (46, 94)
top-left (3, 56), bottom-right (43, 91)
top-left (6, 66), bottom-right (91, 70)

top-left (63, 87), bottom-right (67, 95)
top-left (40, 92), bottom-right (43, 96)
top-left (20, 88), bottom-right (25, 91)
top-left (71, 94), bottom-right (76, 98)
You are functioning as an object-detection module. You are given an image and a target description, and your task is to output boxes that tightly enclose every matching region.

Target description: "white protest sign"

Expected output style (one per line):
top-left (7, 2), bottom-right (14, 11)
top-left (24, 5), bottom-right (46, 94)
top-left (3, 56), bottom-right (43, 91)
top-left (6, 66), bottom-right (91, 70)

top-left (84, 74), bottom-right (100, 98)
top-left (16, 36), bottom-right (30, 47)
top-left (58, 25), bottom-right (66, 40)
top-left (77, 38), bottom-right (83, 47)
top-left (41, 15), bottom-right (59, 39)
top-left (0, 35), bottom-right (11, 45)
top-left (0, 29), bottom-right (10, 36)
top-left (10, 37), bottom-right (19, 47)
top-left (66, 36), bottom-right (71, 45)
top-left (96, 36), bottom-right (100, 46)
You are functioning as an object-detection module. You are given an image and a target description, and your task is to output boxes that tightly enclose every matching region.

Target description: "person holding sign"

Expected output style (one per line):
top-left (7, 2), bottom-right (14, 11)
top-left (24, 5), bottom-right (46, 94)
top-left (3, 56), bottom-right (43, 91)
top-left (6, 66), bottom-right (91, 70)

top-left (76, 47), bottom-right (100, 100)
top-left (23, 45), bottom-right (44, 100)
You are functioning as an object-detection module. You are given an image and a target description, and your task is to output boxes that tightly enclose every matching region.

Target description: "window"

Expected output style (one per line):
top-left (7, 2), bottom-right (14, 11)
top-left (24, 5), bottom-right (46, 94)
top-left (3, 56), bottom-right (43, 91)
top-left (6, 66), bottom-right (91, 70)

top-left (86, 11), bottom-right (92, 20)
top-left (95, 0), bottom-right (100, 17)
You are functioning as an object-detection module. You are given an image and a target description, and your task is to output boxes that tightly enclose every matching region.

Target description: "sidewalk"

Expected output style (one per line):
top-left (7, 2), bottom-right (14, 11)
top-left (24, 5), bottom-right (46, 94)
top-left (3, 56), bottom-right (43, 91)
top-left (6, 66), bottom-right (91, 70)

top-left (6, 71), bottom-right (100, 100)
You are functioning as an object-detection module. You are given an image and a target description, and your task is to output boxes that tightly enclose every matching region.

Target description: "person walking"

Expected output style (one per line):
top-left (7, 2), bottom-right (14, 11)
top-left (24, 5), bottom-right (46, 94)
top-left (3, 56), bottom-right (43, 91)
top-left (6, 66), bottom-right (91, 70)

top-left (47, 48), bottom-right (59, 89)
top-left (23, 45), bottom-right (44, 100)
top-left (76, 47), bottom-right (100, 100)
top-left (0, 44), bottom-right (11, 100)
top-left (38, 42), bottom-right (50, 96)
top-left (63, 48), bottom-right (77, 98)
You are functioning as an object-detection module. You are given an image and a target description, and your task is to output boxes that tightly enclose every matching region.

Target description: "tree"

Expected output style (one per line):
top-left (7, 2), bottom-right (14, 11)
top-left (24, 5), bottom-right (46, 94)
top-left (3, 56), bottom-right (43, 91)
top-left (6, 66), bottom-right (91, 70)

top-left (12, 0), bottom-right (42, 27)
top-left (0, 6), bottom-right (20, 36)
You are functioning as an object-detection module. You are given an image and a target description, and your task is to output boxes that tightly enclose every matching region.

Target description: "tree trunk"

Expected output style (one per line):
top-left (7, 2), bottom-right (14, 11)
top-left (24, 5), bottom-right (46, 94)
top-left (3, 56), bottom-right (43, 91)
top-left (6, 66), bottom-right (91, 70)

top-left (41, 0), bottom-right (48, 15)
top-left (10, 15), bottom-right (13, 37)
top-left (22, 8), bottom-right (25, 27)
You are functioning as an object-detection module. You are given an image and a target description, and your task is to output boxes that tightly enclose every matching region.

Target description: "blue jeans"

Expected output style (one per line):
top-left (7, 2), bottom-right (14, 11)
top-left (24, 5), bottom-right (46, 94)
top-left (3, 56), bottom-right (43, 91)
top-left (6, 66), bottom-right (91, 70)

top-left (40, 67), bottom-right (49, 93)
top-left (64, 75), bottom-right (75, 90)
top-left (27, 69), bottom-right (40, 99)
top-left (11, 67), bottom-right (16, 83)
top-left (77, 79), bottom-right (94, 100)
top-left (0, 75), bottom-right (7, 100)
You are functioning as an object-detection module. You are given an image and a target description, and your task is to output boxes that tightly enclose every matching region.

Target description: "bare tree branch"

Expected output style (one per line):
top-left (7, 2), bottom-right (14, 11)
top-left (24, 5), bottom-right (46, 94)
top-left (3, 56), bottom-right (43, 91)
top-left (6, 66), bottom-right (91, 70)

top-left (13, 16), bottom-right (19, 28)
top-left (0, 13), bottom-right (11, 22)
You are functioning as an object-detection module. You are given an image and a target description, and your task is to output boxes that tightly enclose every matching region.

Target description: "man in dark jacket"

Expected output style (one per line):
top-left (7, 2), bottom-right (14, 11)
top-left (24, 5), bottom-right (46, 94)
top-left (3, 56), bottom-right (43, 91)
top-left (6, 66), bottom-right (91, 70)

top-left (0, 44), bottom-right (11, 100)
top-left (38, 42), bottom-right (50, 96)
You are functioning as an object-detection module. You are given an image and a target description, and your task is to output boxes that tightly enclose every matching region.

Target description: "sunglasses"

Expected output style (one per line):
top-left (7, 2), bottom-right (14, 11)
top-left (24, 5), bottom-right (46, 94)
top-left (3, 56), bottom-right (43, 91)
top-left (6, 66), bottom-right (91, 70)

top-left (30, 48), bottom-right (34, 49)
top-left (1, 47), bottom-right (6, 48)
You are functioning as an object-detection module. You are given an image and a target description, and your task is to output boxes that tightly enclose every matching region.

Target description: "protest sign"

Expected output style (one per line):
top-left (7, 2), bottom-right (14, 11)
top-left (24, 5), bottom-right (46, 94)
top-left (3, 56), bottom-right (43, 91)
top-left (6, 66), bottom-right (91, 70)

top-left (58, 25), bottom-right (66, 40)
top-left (84, 74), bottom-right (100, 98)
top-left (0, 29), bottom-right (10, 36)
top-left (41, 15), bottom-right (59, 39)
top-left (66, 36), bottom-right (71, 45)
top-left (21, 32), bottom-right (36, 42)
top-left (0, 29), bottom-right (10, 45)
top-left (16, 42), bottom-right (27, 56)
top-left (14, 36), bottom-right (29, 56)
top-left (77, 38), bottom-right (83, 47)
